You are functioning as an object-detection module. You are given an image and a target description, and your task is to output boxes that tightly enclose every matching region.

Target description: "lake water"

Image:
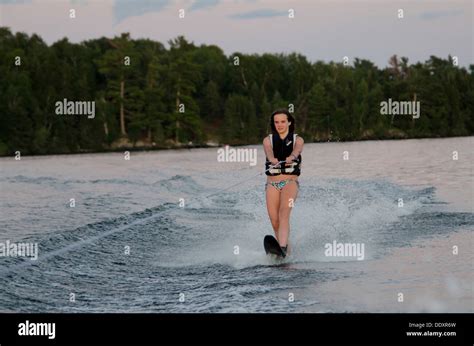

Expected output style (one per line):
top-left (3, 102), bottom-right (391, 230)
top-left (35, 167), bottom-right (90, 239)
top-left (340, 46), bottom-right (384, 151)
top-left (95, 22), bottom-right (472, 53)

top-left (0, 137), bottom-right (472, 312)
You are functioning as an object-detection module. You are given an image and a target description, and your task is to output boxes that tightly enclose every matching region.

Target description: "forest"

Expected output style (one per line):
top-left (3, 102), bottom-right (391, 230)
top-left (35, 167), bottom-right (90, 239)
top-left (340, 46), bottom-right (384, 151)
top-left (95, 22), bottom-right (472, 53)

top-left (0, 27), bottom-right (473, 155)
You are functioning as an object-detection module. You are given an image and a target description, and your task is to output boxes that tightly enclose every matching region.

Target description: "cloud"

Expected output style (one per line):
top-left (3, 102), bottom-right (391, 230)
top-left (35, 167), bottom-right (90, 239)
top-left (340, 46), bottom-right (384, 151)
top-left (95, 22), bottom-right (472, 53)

top-left (229, 8), bottom-right (287, 20)
top-left (0, 0), bottom-right (31, 4)
top-left (113, 0), bottom-right (171, 25)
top-left (419, 9), bottom-right (463, 20)
top-left (188, 0), bottom-right (220, 12)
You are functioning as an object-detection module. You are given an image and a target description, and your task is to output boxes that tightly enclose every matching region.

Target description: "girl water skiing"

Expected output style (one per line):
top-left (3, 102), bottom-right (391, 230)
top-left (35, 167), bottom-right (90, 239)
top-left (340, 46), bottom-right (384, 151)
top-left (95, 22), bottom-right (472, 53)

top-left (263, 109), bottom-right (304, 257)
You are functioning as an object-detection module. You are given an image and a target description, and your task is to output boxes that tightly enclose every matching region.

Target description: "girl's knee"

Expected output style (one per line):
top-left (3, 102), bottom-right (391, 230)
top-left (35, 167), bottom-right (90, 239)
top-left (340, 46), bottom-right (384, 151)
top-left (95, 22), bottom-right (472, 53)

top-left (278, 208), bottom-right (291, 219)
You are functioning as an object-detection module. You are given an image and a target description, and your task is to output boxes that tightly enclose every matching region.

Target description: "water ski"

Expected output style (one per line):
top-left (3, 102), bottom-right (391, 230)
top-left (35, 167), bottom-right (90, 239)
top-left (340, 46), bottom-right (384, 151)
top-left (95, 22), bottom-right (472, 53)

top-left (264, 235), bottom-right (286, 258)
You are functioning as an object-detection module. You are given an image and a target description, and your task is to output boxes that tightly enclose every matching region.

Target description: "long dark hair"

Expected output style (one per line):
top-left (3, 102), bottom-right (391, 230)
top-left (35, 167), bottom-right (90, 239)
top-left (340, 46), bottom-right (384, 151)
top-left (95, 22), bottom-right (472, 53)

top-left (270, 109), bottom-right (295, 134)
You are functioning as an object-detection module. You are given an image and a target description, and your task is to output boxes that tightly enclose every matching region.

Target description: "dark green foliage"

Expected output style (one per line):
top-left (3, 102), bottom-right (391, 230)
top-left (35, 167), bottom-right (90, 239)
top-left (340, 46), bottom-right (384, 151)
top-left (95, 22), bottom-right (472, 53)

top-left (0, 27), bottom-right (472, 155)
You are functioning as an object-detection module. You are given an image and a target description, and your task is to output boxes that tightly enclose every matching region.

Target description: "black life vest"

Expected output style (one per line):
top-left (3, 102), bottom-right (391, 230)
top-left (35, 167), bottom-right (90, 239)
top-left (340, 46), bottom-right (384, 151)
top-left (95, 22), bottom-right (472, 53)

top-left (265, 132), bottom-right (302, 176)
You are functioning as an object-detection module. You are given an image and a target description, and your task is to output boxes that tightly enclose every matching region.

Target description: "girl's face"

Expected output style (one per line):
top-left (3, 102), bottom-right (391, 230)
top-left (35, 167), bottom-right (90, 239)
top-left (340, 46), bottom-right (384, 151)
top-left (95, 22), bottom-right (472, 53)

top-left (274, 114), bottom-right (291, 134)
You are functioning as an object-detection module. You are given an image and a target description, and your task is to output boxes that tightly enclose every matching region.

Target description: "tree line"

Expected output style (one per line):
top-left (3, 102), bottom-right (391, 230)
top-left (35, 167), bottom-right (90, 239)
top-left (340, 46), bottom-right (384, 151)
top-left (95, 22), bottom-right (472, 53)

top-left (0, 27), bottom-right (472, 155)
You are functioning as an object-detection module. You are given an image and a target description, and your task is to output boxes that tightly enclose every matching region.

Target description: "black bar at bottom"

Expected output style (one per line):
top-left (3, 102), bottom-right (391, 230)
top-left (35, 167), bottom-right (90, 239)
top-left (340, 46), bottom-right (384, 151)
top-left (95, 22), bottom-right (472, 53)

top-left (0, 313), bottom-right (472, 345)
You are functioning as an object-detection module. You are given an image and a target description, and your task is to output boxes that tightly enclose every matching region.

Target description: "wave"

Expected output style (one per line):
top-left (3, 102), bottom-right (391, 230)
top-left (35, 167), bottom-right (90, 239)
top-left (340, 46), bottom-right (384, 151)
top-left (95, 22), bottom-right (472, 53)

top-left (1, 176), bottom-right (473, 312)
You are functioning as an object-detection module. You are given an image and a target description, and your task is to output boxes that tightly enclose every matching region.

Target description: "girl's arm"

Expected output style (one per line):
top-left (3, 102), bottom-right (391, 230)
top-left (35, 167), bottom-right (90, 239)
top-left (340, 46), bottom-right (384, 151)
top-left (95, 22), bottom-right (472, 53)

top-left (289, 136), bottom-right (304, 161)
top-left (263, 137), bottom-right (278, 164)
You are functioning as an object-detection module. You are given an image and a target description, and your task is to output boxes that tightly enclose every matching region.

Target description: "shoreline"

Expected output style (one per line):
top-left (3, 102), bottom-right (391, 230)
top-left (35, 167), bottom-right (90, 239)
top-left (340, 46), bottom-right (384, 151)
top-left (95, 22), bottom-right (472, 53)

top-left (1, 134), bottom-right (472, 159)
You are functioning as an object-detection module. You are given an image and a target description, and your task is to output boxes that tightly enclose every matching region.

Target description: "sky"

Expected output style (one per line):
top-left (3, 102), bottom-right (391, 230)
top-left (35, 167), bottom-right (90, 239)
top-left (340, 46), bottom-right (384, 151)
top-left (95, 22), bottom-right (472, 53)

top-left (0, 0), bottom-right (472, 68)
